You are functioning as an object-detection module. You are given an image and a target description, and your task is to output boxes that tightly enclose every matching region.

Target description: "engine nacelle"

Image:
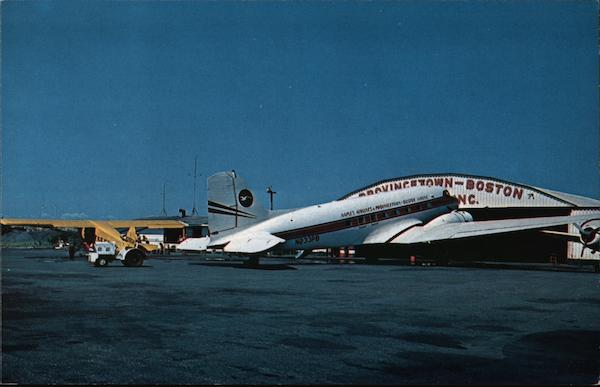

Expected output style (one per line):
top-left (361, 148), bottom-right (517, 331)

top-left (578, 218), bottom-right (600, 252)
top-left (426, 211), bottom-right (474, 228)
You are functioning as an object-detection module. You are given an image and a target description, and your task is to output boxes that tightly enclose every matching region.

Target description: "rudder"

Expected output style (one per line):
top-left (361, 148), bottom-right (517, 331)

top-left (207, 171), bottom-right (268, 235)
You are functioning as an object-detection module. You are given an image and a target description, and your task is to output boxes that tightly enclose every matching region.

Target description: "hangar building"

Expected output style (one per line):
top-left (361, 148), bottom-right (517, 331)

top-left (340, 174), bottom-right (600, 264)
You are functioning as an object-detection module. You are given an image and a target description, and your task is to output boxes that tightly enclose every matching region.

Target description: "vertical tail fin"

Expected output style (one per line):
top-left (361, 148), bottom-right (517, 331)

top-left (207, 171), bottom-right (269, 234)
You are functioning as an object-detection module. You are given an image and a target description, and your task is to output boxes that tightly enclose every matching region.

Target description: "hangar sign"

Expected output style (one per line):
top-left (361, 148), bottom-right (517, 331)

top-left (343, 174), bottom-right (573, 208)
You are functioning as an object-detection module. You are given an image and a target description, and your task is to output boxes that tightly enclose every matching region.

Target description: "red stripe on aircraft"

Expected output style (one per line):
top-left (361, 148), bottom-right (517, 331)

top-left (274, 195), bottom-right (456, 241)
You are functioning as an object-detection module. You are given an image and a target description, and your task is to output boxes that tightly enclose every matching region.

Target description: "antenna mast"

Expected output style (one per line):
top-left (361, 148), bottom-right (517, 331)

top-left (267, 186), bottom-right (277, 211)
top-left (192, 156), bottom-right (199, 216)
top-left (160, 183), bottom-right (167, 216)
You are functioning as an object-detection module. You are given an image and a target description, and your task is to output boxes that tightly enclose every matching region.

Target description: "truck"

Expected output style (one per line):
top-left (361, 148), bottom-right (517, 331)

top-left (87, 241), bottom-right (146, 267)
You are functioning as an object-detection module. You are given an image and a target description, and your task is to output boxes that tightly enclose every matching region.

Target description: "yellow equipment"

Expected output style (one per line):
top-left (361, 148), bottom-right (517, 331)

top-left (0, 218), bottom-right (187, 266)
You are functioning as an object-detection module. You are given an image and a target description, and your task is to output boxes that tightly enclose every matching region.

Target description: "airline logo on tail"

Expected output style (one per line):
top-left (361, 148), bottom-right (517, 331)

top-left (206, 171), bottom-right (270, 234)
top-left (238, 189), bottom-right (254, 207)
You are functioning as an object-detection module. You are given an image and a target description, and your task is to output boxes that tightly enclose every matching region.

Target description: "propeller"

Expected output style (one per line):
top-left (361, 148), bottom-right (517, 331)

top-left (573, 222), bottom-right (600, 257)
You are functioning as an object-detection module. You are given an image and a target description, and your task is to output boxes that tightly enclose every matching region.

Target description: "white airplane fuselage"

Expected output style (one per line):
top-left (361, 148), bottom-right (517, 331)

top-left (210, 186), bottom-right (458, 251)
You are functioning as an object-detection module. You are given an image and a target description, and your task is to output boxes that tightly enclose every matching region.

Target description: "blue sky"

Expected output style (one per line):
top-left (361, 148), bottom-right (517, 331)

top-left (2, 1), bottom-right (598, 218)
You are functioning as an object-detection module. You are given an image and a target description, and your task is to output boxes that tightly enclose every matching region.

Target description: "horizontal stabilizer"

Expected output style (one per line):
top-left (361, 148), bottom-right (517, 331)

top-left (177, 237), bottom-right (211, 251)
top-left (218, 231), bottom-right (284, 254)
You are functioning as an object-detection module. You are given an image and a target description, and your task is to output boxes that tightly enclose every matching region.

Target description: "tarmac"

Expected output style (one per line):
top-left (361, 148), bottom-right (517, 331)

top-left (2, 248), bottom-right (600, 384)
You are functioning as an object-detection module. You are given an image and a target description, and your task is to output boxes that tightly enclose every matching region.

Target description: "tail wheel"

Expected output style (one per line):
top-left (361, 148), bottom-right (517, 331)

top-left (123, 249), bottom-right (145, 267)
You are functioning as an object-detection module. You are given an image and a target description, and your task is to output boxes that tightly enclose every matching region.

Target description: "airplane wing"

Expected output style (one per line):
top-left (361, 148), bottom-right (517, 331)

top-left (106, 220), bottom-right (186, 229)
top-left (210, 231), bottom-right (285, 254)
top-left (0, 218), bottom-right (186, 229)
top-left (1, 218), bottom-right (96, 228)
top-left (388, 214), bottom-right (594, 244)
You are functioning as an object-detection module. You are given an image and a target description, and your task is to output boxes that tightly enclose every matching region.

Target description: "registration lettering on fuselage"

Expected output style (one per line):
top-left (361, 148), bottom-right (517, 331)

top-left (295, 235), bottom-right (320, 245)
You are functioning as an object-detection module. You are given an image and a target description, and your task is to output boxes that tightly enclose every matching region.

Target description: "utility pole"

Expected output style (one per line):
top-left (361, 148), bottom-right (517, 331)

top-left (192, 156), bottom-right (199, 216)
top-left (267, 186), bottom-right (277, 210)
top-left (160, 183), bottom-right (167, 216)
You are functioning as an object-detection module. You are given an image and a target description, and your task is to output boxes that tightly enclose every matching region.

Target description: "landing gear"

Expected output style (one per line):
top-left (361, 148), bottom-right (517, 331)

top-left (122, 249), bottom-right (145, 267)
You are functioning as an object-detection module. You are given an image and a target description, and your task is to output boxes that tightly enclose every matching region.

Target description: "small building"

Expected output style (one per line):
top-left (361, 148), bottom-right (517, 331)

top-left (138, 215), bottom-right (208, 250)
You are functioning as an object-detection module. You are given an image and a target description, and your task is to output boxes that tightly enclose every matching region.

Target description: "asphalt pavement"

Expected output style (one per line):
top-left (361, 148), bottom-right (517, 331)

top-left (2, 248), bottom-right (599, 384)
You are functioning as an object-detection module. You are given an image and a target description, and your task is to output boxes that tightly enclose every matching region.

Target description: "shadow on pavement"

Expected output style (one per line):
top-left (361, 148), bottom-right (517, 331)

top-left (188, 262), bottom-right (298, 270)
top-left (449, 261), bottom-right (595, 274)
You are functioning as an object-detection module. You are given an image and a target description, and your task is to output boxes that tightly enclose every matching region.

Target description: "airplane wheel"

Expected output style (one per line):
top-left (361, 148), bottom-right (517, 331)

top-left (95, 257), bottom-right (108, 267)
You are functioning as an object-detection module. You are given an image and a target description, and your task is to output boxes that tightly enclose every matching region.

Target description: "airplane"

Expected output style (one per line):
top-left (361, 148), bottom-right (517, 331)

top-left (178, 170), bottom-right (600, 269)
top-left (0, 218), bottom-right (187, 266)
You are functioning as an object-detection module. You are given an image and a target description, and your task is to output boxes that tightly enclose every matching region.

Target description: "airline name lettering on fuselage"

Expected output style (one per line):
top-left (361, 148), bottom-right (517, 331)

top-left (358, 177), bottom-right (524, 203)
top-left (341, 197), bottom-right (425, 218)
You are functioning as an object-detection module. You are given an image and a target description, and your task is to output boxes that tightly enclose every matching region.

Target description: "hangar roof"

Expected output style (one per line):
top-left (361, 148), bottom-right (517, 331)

top-left (530, 187), bottom-right (600, 208)
top-left (340, 173), bottom-right (600, 209)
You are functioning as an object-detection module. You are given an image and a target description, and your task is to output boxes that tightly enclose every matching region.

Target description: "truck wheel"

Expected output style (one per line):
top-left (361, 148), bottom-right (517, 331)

top-left (95, 257), bottom-right (109, 267)
top-left (124, 249), bottom-right (145, 267)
